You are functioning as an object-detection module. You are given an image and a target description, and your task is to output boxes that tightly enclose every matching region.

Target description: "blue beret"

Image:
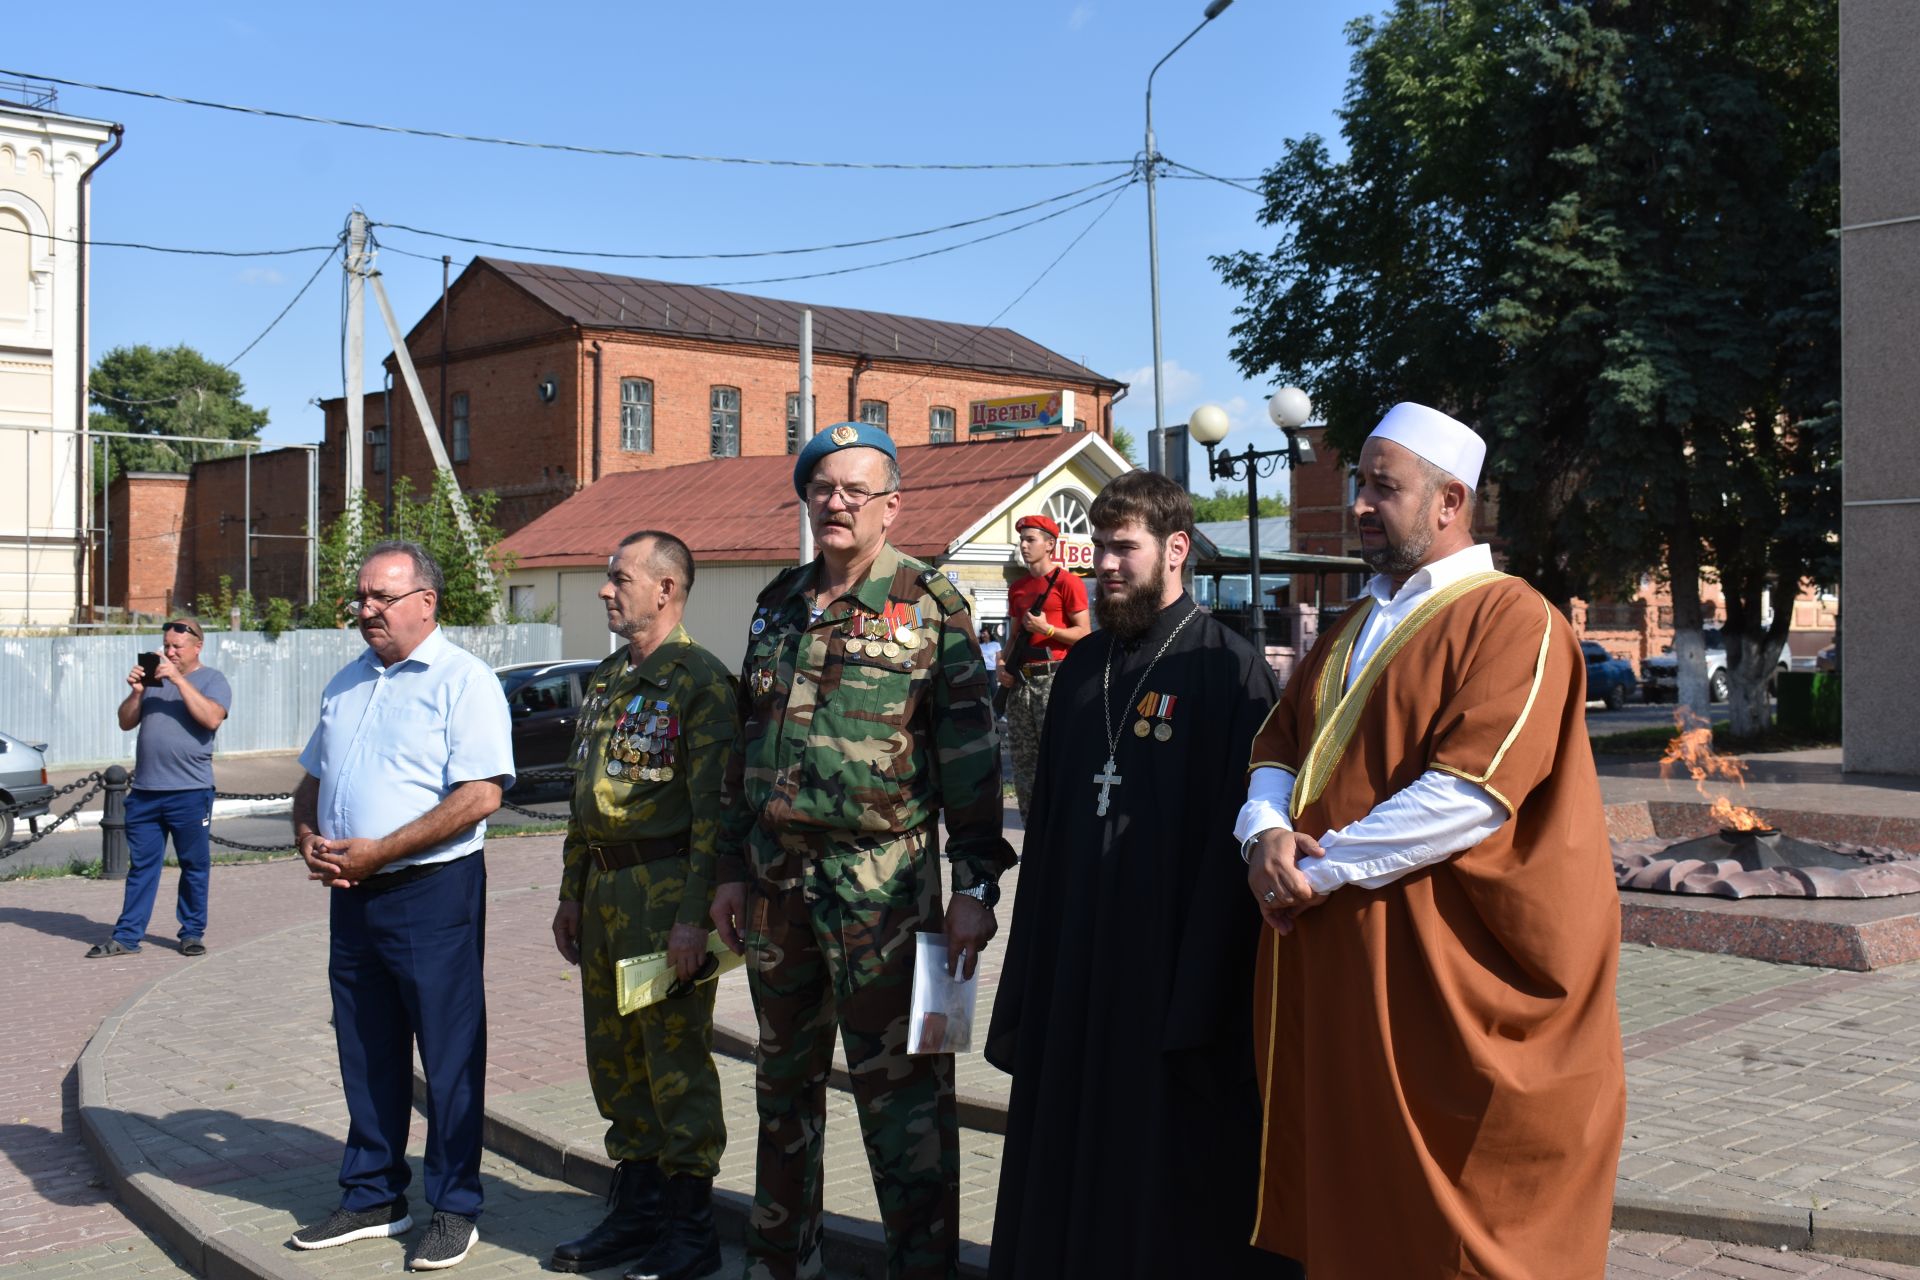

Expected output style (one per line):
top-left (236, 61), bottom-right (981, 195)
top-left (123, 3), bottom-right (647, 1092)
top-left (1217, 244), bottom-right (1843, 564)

top-left (793, 421), bottom-right (898, 496)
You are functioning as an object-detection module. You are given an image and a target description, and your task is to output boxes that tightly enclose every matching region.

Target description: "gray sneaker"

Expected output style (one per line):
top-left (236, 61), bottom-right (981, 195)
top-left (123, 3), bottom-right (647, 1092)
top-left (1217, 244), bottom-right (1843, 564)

top-left (289, 1198), bottom-right (411, 1249)
top-left (408, 1211), bottom-right (478, 1270)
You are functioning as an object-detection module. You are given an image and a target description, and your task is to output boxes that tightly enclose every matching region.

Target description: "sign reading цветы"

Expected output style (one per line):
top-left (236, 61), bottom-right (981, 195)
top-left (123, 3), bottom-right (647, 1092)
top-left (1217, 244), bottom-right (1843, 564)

top-left (968, 390), bottom-right (1076, 435)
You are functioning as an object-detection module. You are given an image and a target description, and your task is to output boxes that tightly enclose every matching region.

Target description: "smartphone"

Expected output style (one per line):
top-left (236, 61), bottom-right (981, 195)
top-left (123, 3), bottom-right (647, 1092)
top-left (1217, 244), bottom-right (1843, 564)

top-left (138, 652), bottom-right (162, 687)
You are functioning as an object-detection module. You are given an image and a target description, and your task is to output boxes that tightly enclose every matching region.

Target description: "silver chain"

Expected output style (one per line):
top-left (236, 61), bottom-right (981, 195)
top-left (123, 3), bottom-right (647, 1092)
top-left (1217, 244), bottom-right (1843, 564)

top-left (1100, 602), bottom-right (1201, 763)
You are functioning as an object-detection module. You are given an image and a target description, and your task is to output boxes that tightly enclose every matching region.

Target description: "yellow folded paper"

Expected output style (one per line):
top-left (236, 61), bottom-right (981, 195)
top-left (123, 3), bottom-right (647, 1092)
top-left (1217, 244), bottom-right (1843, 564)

top-left (615, 934), bottom-right (744, 1015)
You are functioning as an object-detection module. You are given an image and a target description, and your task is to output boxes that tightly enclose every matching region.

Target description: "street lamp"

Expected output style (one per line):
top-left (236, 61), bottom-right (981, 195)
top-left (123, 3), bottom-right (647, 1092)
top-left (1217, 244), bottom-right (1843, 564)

top-left (1144, 0), bottom-right (1235, 474)
top-left (1189, 387), bottom-right (1317, 653)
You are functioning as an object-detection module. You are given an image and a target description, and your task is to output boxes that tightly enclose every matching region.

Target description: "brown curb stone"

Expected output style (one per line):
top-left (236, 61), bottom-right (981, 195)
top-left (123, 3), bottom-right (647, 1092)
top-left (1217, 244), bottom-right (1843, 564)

top-left (1812, 1211), bottom-right (1920, 1265)
top-left (1611, 1189), bottom-right (1811, 1250)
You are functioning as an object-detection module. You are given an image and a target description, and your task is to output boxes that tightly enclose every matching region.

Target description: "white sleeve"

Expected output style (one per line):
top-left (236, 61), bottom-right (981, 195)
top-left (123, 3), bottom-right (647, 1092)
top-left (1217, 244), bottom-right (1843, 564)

top-left (1232, 766), bottom-right (1296, 854)
top-left (1300, 770), bottom-right (1506, 895)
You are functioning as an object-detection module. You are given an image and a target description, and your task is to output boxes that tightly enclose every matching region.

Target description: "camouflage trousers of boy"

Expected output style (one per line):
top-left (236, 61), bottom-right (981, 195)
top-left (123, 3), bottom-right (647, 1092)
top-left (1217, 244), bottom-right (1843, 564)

top-left (1006, 671), bottom-right (1054, 820)
top-left (741, 827), bottom-right (959, 1280)
top-left (578, 854), bottom-right (724, 1176)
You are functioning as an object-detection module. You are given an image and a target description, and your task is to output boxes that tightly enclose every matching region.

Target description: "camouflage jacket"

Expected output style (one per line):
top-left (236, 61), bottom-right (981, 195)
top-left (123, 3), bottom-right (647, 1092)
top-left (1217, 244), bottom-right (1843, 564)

top-left (711, 542), bottom-right (1015, 893)
top-left (560, 624), bottom-right (739, 926)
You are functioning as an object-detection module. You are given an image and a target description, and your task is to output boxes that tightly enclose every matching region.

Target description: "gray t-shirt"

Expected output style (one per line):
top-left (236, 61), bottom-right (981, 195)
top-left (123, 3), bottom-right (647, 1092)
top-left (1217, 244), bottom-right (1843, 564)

top-left (133, 665), bottom-right (232, 792)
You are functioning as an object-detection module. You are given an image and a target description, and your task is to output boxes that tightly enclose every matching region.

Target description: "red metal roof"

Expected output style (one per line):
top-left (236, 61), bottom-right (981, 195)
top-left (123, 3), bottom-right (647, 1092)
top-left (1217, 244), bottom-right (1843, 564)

top-left (501, 434), bottom-right (1095, 568)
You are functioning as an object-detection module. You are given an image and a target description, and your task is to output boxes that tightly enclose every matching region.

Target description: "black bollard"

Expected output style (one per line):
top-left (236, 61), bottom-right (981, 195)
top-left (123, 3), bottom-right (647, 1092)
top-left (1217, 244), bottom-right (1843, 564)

top-left (101, 765), bottom-right (130, 881)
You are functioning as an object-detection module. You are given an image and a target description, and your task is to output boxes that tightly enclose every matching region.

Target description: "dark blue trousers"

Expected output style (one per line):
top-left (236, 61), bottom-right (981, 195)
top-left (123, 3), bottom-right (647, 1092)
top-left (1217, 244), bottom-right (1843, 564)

top-left (112, 787), bottom-right (213, 949)
top-left (328, 850), bottom-right (488, 1219)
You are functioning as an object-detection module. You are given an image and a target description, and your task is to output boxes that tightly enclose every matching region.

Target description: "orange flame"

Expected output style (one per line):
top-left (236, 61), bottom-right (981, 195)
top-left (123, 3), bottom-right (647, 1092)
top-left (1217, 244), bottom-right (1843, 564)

top-left (1659, 708), bottom-right (1769, 831)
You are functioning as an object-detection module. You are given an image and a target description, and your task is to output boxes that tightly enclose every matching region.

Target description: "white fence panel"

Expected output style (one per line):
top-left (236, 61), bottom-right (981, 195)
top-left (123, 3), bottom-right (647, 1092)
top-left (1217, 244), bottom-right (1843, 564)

top-left (0, 625), bottom-right (560, 767)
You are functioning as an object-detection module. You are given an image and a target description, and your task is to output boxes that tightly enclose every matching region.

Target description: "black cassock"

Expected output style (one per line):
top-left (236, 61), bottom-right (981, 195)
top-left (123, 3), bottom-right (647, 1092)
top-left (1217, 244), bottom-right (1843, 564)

top-left (985, 596), bottom-right (1298, 1280)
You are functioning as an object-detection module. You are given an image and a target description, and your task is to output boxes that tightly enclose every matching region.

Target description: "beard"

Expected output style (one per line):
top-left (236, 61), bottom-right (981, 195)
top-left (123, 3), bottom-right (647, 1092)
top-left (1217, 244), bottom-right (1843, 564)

top-left (1357, 522), bottom-right (1434, 575)
top-left (1095, 561), bottom-right (1168, 639)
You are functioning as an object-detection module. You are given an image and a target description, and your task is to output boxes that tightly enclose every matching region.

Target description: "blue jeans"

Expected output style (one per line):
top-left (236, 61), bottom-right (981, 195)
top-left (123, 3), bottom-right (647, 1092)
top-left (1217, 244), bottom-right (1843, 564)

top-left (112, 787), bottom-right (214, 949)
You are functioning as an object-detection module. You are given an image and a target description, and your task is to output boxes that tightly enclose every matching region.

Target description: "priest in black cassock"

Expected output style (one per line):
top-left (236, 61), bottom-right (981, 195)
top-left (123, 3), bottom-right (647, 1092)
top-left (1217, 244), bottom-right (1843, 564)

top-left (984, 470), bottom-right (1300, 1279)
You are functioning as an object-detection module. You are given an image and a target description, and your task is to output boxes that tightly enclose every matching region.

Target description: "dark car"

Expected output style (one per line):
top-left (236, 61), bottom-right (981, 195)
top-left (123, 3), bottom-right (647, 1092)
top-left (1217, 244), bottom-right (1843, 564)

top-left (1580, 641), bottom-right (1639, 711)
top-left (0, 729), bottom-right (56, 848)
top-left (495, 659), bottom-right (600, 786)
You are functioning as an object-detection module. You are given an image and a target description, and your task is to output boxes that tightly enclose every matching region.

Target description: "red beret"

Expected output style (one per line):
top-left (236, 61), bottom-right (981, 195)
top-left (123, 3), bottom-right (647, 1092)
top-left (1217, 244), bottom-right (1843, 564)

top-left (1015, 514), bottom-right (1061, 538)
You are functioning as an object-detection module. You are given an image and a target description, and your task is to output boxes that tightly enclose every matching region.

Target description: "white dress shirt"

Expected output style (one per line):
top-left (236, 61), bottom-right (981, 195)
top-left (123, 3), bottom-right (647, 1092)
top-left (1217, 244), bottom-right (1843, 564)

top-left (300, 626), bottom-right (516, 870)
top-left (1234, 543), bottom-right (1506, 894)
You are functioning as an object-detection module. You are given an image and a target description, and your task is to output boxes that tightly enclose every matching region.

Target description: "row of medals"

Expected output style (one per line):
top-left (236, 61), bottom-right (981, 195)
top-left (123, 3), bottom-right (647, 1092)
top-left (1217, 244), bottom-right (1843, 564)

top-left (1135, 717), bottom-right (1174, 741)
top-left (606, 711), bottom-right (675, 782)
top-left (846, 615), bottom-right (923, 660)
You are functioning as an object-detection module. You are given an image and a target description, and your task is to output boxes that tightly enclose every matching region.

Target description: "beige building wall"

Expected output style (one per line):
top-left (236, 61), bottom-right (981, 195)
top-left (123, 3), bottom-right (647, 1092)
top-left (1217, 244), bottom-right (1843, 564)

top-left (1840, 1), bottom-right (1920, 774)
top-left (0, 101), bottom-right (116, 624)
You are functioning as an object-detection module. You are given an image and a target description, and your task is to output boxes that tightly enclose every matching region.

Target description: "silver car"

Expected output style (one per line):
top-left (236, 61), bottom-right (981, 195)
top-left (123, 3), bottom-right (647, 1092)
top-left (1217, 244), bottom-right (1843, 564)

top-left (0, 730), bottom-right (55, 848)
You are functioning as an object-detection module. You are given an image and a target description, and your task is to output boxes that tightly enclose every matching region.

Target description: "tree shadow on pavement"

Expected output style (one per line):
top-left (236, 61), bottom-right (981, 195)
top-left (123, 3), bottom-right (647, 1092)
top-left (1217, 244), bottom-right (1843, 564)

top-left (115, 1106), bottom-right (636, 1270)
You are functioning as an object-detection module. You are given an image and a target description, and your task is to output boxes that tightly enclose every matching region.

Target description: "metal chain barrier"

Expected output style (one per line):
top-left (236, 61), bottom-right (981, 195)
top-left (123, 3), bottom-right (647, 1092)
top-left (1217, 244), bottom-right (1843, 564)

top-left (497, 766), bottom-right (573, 821)
top-left (0, 773), bottom-right (108, 858)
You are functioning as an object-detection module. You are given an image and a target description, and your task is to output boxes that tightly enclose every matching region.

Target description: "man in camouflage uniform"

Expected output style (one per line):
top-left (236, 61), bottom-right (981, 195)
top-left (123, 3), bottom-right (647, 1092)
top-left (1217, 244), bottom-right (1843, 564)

top-left (551, 530), bottom-right (738, 1280)
top-left (708, 422), bottom-right (1015, 1280)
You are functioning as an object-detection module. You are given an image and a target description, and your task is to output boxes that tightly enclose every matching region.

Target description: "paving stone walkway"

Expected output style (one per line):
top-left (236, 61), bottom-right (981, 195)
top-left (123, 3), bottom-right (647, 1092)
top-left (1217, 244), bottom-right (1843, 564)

top-left (12, 834), bottom-right (1920, 1276)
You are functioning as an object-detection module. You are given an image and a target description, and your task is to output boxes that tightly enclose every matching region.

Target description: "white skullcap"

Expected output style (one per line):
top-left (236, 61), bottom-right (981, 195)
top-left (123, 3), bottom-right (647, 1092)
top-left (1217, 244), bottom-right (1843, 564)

top-left (1366, 402), bottom-right (1485, 489)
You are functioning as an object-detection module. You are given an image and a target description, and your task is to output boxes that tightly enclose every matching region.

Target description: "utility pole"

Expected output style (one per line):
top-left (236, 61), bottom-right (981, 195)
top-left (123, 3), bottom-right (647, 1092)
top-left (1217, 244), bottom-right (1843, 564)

top-left (797, 309), bottom-right (815, 566)
top-left (344, 211), bottom-right (368, 547)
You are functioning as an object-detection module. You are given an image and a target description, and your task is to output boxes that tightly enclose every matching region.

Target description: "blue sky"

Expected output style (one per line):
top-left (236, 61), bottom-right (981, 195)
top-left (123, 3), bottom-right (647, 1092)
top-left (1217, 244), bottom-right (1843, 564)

top-left (18, 0), bottom-right (1370, 484)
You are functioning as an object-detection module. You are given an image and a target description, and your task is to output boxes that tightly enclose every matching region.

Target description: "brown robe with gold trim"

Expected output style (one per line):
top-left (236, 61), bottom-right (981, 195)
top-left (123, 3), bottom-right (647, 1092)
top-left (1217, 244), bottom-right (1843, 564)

top-left (1249, 574), bottom-right (1624, 1279)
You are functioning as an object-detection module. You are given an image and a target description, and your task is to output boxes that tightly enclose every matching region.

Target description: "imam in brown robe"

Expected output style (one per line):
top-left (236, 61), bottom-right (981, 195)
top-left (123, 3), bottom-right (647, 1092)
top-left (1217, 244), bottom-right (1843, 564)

top-left (1248, 572), bottom-right (1625, 1279)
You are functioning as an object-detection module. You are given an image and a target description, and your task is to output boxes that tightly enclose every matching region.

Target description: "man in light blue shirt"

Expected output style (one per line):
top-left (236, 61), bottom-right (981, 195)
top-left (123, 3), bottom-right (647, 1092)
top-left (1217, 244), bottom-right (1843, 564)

top-left (286, 541), bottom-right (513, 1272)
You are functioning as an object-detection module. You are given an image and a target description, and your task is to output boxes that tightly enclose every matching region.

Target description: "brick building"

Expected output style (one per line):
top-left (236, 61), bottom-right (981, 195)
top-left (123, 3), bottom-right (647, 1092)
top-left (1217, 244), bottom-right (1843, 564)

top-left (92, 472), bottom-right (186, 616)
top-left (317, 258), bottom-right (1126, 536)
top-left (94, 446), bottom-right (315, 618)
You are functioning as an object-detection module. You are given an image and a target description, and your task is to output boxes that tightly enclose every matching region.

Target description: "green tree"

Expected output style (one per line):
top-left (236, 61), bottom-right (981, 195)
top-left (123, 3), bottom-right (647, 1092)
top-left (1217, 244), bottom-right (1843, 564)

top-left (1213, 0), bottom-right (1837, 735)
top-left (1111, 426), bottom-right (1140, 464)
top-left (1190, 488), bottom-right (1287, 523)
top-left (315, 472), bottom-right (514, 628)
top-left (89, 345), bottom-right (269, 484)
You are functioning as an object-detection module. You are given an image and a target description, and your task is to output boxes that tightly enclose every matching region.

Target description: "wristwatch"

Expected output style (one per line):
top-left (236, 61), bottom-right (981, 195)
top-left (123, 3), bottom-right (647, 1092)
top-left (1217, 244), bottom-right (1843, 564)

top-left (956, 881), bottom-right (1000, 910)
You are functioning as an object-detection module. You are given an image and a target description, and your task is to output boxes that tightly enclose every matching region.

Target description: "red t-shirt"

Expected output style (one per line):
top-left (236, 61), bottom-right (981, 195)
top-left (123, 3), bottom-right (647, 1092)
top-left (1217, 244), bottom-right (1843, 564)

top-left (1006, 568), bottom-right (1089, 663)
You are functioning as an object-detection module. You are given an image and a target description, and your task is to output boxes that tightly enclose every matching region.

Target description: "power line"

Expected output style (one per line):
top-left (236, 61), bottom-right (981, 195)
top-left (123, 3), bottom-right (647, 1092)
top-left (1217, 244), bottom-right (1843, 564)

top-left (696, 178), bottom-right (1140, 288)
top-left (7, 68), bottom-right (1132, 172)
top-left (370, 170), bottom-right (1136, 262)
top-left (90, 240), bottom-right (343, 410)
top-left (893, 180), bottom-right (1134, 397)
top-left (0, 218), bottom-right (337, 257)
top-left (1162, 159), bottom-right (1265, 196)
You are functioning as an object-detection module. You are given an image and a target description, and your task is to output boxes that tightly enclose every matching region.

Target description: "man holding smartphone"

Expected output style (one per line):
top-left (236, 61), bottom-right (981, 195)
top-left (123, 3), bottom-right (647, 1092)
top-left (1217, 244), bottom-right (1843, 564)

top-left (86, 617), bottom-right (232, 959)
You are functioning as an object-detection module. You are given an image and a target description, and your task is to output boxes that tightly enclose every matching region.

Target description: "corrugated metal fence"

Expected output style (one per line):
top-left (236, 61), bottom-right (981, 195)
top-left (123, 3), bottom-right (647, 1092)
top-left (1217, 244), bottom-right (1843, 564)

top-left (0, 625), bottom-right (561, 767)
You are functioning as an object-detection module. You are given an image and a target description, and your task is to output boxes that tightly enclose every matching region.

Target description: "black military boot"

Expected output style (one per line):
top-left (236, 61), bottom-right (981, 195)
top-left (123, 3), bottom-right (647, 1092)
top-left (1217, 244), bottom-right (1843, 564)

top-left (551, 1160), bottom-right (665, 1272)
top-left (625, 1174), bottom-right (721, 1280)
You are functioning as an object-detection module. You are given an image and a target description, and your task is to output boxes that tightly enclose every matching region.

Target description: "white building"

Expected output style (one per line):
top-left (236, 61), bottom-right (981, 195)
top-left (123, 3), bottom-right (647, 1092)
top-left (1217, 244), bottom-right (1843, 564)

top-left (0, 86), bottom-right (120, 624)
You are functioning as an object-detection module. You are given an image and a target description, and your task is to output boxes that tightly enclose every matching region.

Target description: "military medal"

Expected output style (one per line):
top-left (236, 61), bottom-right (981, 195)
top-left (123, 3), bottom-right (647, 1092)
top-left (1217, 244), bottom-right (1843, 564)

top-left (1136, 692), bottom-right (1178, 742)
top-left (606, 759), bottom-right (623, 777)
top-left (751, 617), bottom-right (766, 636)
top-left (659, 766), bottom-right (675, 782)
top-left (1133, 718), bottom-right (1151, 738)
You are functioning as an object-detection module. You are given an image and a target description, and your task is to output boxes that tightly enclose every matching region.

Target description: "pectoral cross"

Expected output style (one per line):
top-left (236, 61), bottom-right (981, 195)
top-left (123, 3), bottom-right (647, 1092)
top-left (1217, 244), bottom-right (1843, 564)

top-left (1094, 756), bottom-right (1122, 817)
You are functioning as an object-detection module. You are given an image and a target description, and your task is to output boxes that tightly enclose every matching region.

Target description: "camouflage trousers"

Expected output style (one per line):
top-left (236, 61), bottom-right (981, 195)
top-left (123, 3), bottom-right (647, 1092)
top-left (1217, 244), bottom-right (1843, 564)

top-left (741, 829), bottom-right (959, 1280)
top-left (578, 855), bottom-right (724, 1177)
top-left (1006, 671), bottom-right (1054, 821)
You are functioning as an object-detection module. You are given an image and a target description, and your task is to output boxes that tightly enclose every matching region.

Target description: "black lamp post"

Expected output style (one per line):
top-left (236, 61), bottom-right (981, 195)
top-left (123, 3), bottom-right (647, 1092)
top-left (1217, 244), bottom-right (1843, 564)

top-left (1188, 388), bottom-right (1316, 653)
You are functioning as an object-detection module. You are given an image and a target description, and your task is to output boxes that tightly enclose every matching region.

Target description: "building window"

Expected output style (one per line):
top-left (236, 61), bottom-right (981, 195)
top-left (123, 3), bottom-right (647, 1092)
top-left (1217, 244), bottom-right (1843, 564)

top-left (710, 386), bottom-right (742, 457)
top-left (369, 426), bottom-right (387, 474)
top-left (1043, 490), bottom-right (1092, 535)
top-left (859, 400), bottom-right (889, 433)
top-left (786, 393), bottom-right (818, 455)
top-left (1072, 418), bottom-right (1087, 433)
top-left (929, 406), bottom-right (956, 444)
top-left (508, 584), bottom-right (536, 618)
top-left (620, 378), bottom-right (654, 453)
top-left (451, 392), bottom-right (470, 463)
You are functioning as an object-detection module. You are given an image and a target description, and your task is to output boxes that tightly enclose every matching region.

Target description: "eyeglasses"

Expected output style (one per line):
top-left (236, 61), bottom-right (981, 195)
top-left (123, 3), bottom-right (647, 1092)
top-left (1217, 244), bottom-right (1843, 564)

top-left (162, 622), bottom-right (202, 638)
top-left (804, 482), bottom-right (896, 509)
top-left (351, 586), bottom-right (431, 615)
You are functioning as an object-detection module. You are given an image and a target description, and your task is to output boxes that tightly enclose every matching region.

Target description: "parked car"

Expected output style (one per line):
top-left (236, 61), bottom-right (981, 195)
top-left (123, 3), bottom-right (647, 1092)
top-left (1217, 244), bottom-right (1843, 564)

top-left (495, 659), bottom-right (600, 783)
top-left (1581, 641), bottom-right (1639, 711)
top-left (1641, 627), bottom-right (1792, 703)
top-left (0, 730), bottom-right (55, 848)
